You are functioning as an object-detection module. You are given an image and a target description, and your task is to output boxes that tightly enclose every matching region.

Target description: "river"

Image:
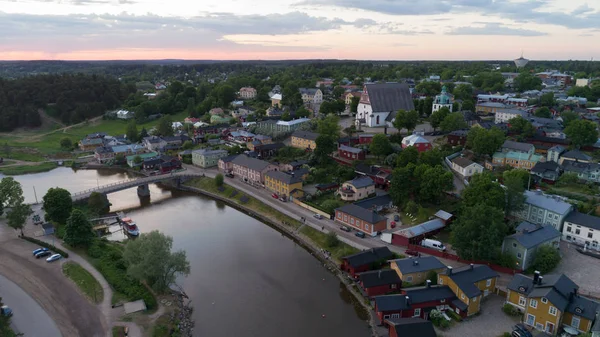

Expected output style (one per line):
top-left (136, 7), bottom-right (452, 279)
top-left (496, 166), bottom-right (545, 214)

top-left (4, 168), bottom-right (370, 337)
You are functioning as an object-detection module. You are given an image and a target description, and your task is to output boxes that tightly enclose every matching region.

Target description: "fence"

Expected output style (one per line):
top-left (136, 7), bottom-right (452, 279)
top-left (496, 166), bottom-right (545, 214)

top-left (292, 199), bottom-right (331, 219)
top-left (407, 244), bottom-right (522, 275)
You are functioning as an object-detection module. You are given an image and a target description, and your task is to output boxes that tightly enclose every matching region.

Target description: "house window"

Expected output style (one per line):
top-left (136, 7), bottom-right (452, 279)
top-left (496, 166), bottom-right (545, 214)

top-left (554, 215), bottom-right (558, 220)
top-left (461, 294), bottom-right (465, 300)
top-left (517, 253), bottom-right (522, 259)
top-left (406, 276), bottom-right (413, 282)
top-left (541, 298), bottom-right (547, 304)
top-left (391, 284), bottom-right (397, 289)
top-left (486, 279), bottom-right (492, 287)
top-left (519, 296), bottom-right (526, 306)
top-left (414, 308), bottom-right (421, 317)
top-left (572, 316), bottom-right (581, 330)
top-left (440, 299), bottom-right (445, 303)
top-left (546, 322), bottom-right (555, 334)
top-left (567, 226), bottom-right (572, 233)
top-left (535, 323), bottom-right (544, 331)
top-left (391, 314), bottom-right (400, 319)
top-left (576, 229), bottom-right (581, 235)
top-left (526, 314), bottom-right (535, 326)
top-left (588, 232), bottom-right (593, 239)
top-left (473, 297), bottom-right (477, 302)
top-left (365, 224), bottom-right (370, 231)
top-left (439, 278), bottom-right (443, 285)
top-left (530, 299), bottom-right (538, 308)
top-left (383, 315), bottom-right (390, 319)
top-left (549, 306), bottom-right (557, 316)
top-left (350, 218), bottom-right (355, 225)
top-left (513, 243), bottom-right (517, 248)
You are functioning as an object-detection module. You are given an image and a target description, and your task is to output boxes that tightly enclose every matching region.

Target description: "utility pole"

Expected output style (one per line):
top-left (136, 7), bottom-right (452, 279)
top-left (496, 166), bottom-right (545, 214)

top-left (33, 186), bottom-right (38, 204)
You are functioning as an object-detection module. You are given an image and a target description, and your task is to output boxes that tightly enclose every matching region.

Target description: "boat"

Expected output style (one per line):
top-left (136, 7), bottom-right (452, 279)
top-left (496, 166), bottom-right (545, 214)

top-left (120, 217), bottom-right (140, 237)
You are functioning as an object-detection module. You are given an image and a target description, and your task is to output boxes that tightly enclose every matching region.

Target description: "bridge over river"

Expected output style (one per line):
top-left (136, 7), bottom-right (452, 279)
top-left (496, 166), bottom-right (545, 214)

top-left (71, 172), bottom-right (202, 202)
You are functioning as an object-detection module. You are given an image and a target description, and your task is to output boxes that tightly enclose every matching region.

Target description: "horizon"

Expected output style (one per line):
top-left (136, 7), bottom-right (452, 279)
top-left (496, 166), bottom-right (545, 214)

top-left (1, 0), bottom-right (599, 61)
top-left (0, 58), bottom-right (597, 63)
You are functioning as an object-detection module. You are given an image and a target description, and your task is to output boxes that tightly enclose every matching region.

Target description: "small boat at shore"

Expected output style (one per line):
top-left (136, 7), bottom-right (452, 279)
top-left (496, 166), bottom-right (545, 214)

top-left (117, 214), bottom-right (140, 237)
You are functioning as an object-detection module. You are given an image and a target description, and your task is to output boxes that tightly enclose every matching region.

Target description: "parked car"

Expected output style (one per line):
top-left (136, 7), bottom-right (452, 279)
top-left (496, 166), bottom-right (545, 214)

top-left (393, 214), bottom-right (400, 221)
top-left (278, 196), bottom-right (286, 202)
top-left (354, 231), bottom-right (366, 238)
top-left (340, 225), bottom-right (351, 232)
top-left (35, 250), bottom-right (52, 259)
top-left (225, 172), bottom-right (234, 178)
top-left (32, 247), bottom-right (49, 256)
top-left (405, 249), bottom-right (419, 257)
top-left (511, 324), bottom-right (533, 337)
top-left (46, 254), bottom-right (62, 263)
top-left (0, 305), bottom-right (13, 317)
top-left (313, 214), bottom-right (323, 220)
top-left (271, 193), bottom-right (278, 199)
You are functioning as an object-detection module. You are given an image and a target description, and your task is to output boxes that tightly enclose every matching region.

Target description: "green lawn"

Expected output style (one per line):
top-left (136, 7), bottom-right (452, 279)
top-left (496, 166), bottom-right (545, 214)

top-left (62, 261), bottom-right (104, 304)
top-left (299, 226), bottom-right (359, 262)
top-left (0, 160), bottom-right (16, 166)
top-left (0, 150), bottom-right (46, 162)
top-left (0, 162), bottom-right (58, 175)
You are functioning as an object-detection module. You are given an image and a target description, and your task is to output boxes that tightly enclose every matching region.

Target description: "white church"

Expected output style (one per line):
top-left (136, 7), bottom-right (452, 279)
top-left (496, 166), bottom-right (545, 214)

top-left (356, 83), bottom-right (414, 128)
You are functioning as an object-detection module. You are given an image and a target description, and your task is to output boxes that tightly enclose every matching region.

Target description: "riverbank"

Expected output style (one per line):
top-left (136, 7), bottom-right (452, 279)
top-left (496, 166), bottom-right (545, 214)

top-left (181, 177), bottom-right (381, 336)
top-left (0, 162), bottom-right (58, 175)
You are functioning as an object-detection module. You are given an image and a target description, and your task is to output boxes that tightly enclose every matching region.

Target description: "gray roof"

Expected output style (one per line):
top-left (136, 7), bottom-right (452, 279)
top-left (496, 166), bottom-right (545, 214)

top-left (506, 224), bottom-right (560, 249)
top-left (384, 318), bottom-right (437, 337)
top-left (358, 269), bottom-right (401, 288)
top-left (336, 204), bottom-right (386, 224)
top-left (80, 138), bottom-right (104, 146)
top-left (442, 265), bottom-right (498, 298)
top-left (354, 194), bottom-right (392, 210)
top-left (192, 149), bottom-right (228, 156)
top-left (434, 210), bottom-right (453, 221)
top-left (363, 83), bottom-right (414, 117)
top-left (339, 144), bottom-right (363, 154)
top-left (502, 140), bottom-right (534, 153)
top-left (524, 190), bottom-right (572, 215)
top-left (231, 155), bottom-right (272, 171)
top-left (548, 145), bottom-right (565, 153)
top-left (562, 149), bottom-right (592, 161)
top-left (347, 176), bottom-right (375, 189)
top-left (396, 219), bottom-right (445, 238)
top-left (375, 286), bottom-right (456, 311)
top-left (299, 88), bottom-right (319, 95)
top-left (449, 130), bottom-right (468, 136)
top-left (531, 161), bottom-right (559, 174)
top-left (451, 156), bottom-right (476, 168)
top-left (265, 170), bottom-right (303, 185)
top-left (561, 160), bottom-right (600, 174)
top-left (343, 247), bottom-right (394, 268)
top-left (292, 130), bottom-right (319, 141)
top-left (391, 256), bottom-right (445, 275)
top-left (564, 212), bottom-right (600, 231)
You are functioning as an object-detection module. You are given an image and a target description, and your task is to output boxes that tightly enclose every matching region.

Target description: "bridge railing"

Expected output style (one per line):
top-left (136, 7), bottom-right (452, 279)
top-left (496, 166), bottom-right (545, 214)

top-left (71, 177), bottom-right (143, 196)
top-left (71, 172), bottom-right (200, 197)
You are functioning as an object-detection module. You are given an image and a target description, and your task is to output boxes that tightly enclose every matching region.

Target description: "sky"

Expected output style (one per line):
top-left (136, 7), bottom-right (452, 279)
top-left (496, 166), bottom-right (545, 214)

top-left (1, 0), bottom-right (599, 61)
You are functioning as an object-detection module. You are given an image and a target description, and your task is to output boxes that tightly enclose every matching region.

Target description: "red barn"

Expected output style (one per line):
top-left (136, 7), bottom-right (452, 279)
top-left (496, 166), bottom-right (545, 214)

top-left (401, 135), bottom-right (432, 152)
top-left (341, 247), bottom-right (394, 278)
top-left (358, 269), bottom-right (402, 297)
top-left (374, 285), bottom-right (456, 324)
top-left (338, 144), bottom-right (366, 161)
top-left (384, 318), bottom-right (437, 337)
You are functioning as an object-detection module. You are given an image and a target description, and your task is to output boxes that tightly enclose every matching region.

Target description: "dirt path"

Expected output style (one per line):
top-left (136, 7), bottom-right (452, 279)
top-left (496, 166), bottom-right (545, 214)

top-left (0, 115), bottom-right (104, 141)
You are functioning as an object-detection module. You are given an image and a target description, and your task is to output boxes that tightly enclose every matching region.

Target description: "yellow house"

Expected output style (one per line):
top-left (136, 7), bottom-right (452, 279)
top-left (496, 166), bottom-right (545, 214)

top-left (264, 170), bottom-right (303, 197)
top-left (438, 264), bottom-right (498, 317)
top-left (291, 130), bottom-right (318, 150)
top-left (389, 256), bottom-right (446, 285)
top-left (506, 272), bottom-right (598, 335)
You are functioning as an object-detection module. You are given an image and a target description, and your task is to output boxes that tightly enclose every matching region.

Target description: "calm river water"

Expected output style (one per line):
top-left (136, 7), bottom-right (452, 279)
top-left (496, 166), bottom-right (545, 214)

top-left (5, 168), bottom-right (369, 337)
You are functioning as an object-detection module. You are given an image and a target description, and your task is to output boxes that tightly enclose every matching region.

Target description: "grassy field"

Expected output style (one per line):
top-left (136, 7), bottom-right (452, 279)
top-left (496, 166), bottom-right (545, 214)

top-left (1, 151), bottom-right (46, 162)
top-left (0, 162), bottom-right (57, 175)
top-left (62, 261), bottom-right (104, 304)
top-left (0, 160), bottom-right (16, 166)
top-left (299, 226), bottom-right (359, 261)
top-left (0, 111), bottom-right (189, 156)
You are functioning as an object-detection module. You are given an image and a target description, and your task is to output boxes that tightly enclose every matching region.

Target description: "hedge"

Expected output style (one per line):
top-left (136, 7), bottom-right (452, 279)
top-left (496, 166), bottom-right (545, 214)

top-left (20, 236), bottom-right (70, 258)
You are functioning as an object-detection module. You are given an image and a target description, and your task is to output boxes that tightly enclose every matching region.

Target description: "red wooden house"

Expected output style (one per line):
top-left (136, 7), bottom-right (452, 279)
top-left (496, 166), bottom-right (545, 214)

top-left (447, 130), bottom-right (468, 146)
top-left (358, 133), bottom-right (375, 144)
top-left (384, 318), bottom-right (437, 337)
top-left (374, 285), bottom-right (456, 324)
top-left (338, 144), bottom-right (366, 161)
top-left (341, 247), bottom-right (394, 278)
top-left (159, 156), bottom-right (182, 173)
top-left (355, 164), bottom-right (392, 190)
top-left (358, 269), bottom-right (402, 297)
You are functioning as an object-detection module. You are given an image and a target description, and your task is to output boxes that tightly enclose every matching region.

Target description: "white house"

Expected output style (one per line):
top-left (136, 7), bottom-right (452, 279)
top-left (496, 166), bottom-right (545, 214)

top-left (450, 156), bottom-right (484, 178)
top-left (432, 86), bottom-right (453, 114)
top-left (116, 110), bottom-right (135, 120)
top-left (356, 83), bottom-right (414, 127)
top-left (495, 108), bottom-right (528, 124)
top-left (172, 122), bottom-right (183, 130)
top-left (562, 212), bottom-right (600, 251)
top-left (299, 88), bottom-right (323, 105)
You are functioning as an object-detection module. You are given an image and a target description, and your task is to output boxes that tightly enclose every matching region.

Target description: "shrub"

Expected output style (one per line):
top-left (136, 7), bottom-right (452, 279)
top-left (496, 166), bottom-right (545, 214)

top-left (325, 232), bottom-right (340, 248)
top-left (502, 303), bottom-right (520, 317)
top-left (446, 310), bottom-right (462, 322)
top-left (426, 270), bottom-right (438, 285)
top-left (215, 174), bottom-right (224, 187)
top-left (532, 245), bottom-right (561, 274)
top-left (20, 235), bottom-right (69, 258)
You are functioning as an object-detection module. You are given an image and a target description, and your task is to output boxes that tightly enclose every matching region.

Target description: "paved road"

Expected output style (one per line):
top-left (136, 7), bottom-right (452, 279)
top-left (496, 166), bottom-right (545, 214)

top-left (0, 273), bottom-right (62, 337)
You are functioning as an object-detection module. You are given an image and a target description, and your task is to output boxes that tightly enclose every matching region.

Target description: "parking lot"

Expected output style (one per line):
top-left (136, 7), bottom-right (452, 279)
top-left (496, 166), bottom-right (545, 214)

top-left (555, 241), bottom-right (600, 298)
top-left (439, 295), bottom-right (519, 337)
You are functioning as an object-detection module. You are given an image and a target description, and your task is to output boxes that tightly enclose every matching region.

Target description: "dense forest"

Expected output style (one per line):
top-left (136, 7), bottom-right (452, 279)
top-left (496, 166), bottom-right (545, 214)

top-left (0, 74), bottom-right (134, 131)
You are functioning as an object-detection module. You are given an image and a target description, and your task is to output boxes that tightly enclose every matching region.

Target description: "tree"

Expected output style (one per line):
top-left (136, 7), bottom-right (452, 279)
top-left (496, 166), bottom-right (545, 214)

top-left (503, 169), bottom-right (530, 190)
top-left (461, 172), bottom-right (506, 211)
top-left (325, 231), bottom-right (340, 248)
top-left (430, 107), bottom-right (450, 130)
top-left (60, 137), bottom-right (73, 150)
top-left (215, 173), bottom-right (224, 187)
top-left (504, 173), bottom-right (526, 214)
top-left (64, 209), bottom-right (95, 247)
top-left (539, 92), bottom-right (555, 107)
top-left (123, 230), bottom-right (191, 292)
top-left (390, 164), bottom-right (416, 206)
top-left (532, 245), bottom-right (561, 274)
top-left (370, 134), bottom-right (393, 158)
top-left (157, 116), bottom-right (174, 137)
top-left (450, 204), bottom-right (508, 261)
top-left (557, 172), bottom-right (579, 186)
top-left (314, 135), bottom-right (336, 164)
top-left (2, 143), bottom-right (11, 158)
top-left (416, 81), bottom-right (441, 96)
top-left (514, 73), bottom-right (542, 92)
top-left (508, 116), bottom-right (535, 138)
top-left (317, 114), bottom-right (341, 136)
top-left (560, 111), bottom-right (579, 128)
top-left (393, 109), bottom-right (419, 133)
top-left (186, 97), bottom-right (196, 117)
top-left (453, 84), bottom-right (473, 101)
top-left (182, 141), bottom-right (194, 150)
top-left (534, 107), bottom-right (552, 118)
top-left (126, 120), bottom-right (139, 142)
top-left (321, 200), bottom-right (343, 214)
top-left (565, 120), bottom-right (599, 148)
top-left (88, 192), bottom-right (108, 216)
top-left (466, 127), bottom-right (505, 157)
top-left (281, 112), bottom-right (292, 121)
top-left (42, 187), bottom-right (73, 225)
top-left (0, 296), bottom-right (18, 337)
top-left (440, 112), bottom-right (467, 132)
top-left (416, 165), bottom-right (453, 203)
top-left (0, 177), bottom-right (24, 216)
top-left (350, 96), bottom-right (360, 113)
top-left (295, 106), bottom-right (310, 118)
top-left (419, 148), bottom-right (443, 167)
top-left (396, 146), bottom-right (419, 167)
top-left (7, 202), bottom-right (32, 236)
top-left (139, 127), bottom-right (149, 139)
top-left (422, 97), bottom-right (434, 117)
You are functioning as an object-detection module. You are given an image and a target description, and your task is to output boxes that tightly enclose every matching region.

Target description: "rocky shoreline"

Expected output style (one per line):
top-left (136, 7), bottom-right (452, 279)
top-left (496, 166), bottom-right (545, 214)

top-left (171, 291), bottom-right (195, 337)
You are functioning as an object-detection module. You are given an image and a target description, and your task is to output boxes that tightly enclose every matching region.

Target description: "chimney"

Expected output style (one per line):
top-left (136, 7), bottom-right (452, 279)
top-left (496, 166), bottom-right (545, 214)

top-left (470, 263), bottom-right (474, 270)
top-left (413, 260), bottom-right (419, 266)
top-left (533, 271), bottom-right (540, 284)
top-left (405, 296), bottom-right (410, 307)
top-left (538, 276), bottom-right (543, 285)
top-left (447, 266), bottom-right (453, 275)
top-left (426, 280), bottom-right (431, 288)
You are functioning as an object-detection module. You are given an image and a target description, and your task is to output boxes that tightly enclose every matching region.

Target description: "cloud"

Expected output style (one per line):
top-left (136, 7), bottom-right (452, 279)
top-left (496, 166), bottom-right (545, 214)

top-left (447, 23), bottom-right (547, 36)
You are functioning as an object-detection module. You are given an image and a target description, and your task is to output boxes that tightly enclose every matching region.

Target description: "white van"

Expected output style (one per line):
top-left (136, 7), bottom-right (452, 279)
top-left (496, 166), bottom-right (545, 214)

top-left (421, 239), bottom-right (446, 251)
